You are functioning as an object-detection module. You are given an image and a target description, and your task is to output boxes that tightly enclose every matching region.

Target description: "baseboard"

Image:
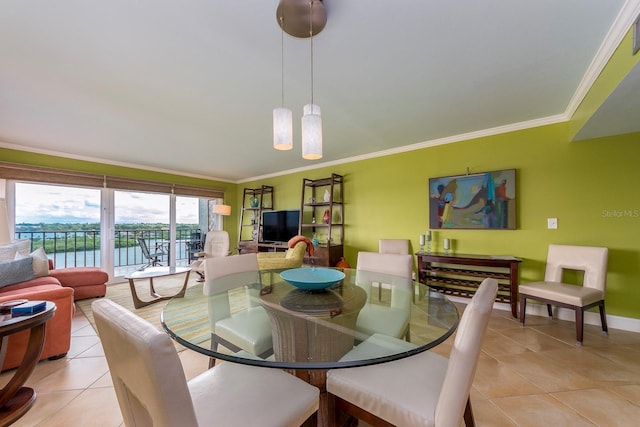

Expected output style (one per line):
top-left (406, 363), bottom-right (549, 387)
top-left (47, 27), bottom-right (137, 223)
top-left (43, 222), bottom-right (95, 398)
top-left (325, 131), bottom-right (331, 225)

top-left (446, 294), bottom-right (640, 333)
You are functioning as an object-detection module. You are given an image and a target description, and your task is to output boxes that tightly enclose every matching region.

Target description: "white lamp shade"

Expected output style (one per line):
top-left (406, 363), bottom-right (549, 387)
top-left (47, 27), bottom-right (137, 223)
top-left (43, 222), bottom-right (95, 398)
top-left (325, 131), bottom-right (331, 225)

top-left (0, 198), bottom-right (10, 244)
top-left (212, 204), bottom-right (231, 216)
top-left (273, 107), bottom-right (293, 150)
top-left (301, 104), bottom-right (322, 160)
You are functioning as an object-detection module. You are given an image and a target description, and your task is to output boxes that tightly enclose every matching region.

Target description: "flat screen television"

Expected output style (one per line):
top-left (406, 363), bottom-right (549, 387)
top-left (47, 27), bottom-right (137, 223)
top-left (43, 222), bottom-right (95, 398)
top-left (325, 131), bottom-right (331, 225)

top-left (261, 209), bottom-right (300, 244)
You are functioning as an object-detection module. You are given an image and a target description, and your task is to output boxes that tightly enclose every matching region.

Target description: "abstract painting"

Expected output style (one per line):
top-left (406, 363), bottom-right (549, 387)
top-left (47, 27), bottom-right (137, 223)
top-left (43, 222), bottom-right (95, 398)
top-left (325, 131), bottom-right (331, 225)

top-left (429, 169), bottom-right (516, 229)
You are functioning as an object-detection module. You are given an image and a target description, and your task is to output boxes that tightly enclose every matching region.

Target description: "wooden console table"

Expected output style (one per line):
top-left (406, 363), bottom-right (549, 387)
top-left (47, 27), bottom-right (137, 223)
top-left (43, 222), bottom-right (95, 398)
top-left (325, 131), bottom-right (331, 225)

top-left (416, 252), bottom-right (521, 318)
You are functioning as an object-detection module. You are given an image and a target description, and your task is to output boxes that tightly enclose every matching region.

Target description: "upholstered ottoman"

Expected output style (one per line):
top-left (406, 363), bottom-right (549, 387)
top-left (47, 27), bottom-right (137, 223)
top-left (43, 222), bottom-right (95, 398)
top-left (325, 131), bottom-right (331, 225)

top-left (49, 267), bottom-right (108, 301)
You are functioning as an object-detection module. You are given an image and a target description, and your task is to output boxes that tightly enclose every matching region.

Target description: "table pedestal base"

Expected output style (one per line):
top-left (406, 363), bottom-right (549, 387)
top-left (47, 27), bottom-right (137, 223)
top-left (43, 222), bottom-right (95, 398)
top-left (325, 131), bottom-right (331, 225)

top-left (0, 387), bottom-right (36, 426)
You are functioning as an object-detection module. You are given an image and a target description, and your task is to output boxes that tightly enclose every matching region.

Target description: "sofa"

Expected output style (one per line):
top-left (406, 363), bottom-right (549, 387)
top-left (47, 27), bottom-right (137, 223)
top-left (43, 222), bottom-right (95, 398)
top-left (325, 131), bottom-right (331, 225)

top-left (0, 240), bottom-right (109, 371)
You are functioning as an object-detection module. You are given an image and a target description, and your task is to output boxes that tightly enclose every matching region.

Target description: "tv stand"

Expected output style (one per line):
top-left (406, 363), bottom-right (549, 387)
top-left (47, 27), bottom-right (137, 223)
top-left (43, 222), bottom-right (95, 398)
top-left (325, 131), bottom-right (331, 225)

top-left (257, 243), bottom-right (288, 252)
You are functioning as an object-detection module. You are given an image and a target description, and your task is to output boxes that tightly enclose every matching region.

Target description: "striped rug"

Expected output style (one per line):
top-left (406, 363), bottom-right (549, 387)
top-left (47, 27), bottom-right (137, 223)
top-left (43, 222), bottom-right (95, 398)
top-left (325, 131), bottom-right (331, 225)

top-left (76, 272), bottom-right (210, 351)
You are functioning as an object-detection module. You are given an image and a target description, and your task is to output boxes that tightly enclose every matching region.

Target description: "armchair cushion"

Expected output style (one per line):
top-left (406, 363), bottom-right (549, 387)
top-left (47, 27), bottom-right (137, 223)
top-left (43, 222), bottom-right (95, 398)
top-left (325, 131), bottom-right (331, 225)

top-left (257, 242), bottom-right (307, 270)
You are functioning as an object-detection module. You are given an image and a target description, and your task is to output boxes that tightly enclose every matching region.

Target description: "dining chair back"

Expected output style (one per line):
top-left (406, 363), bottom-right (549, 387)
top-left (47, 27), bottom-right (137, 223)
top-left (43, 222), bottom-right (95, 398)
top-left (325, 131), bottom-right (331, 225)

top-left (378, 239), bottom-right (410, 255)
top-left (326, 278), bottom-right (498, 427)
top-left (519, 244), bottom-right (609, 345)
top-left (355, 251), bottom-right (413, 339)
top-left (93, 298), bottom-right (319, 427)
top-left (203, 253), bottom-right (273, 367)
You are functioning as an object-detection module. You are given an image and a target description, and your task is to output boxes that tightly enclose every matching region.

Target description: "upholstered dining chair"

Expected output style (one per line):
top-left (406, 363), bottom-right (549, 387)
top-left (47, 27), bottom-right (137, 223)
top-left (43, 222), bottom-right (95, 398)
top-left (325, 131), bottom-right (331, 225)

top-left (92, 299), bottom-right (319, 427)
top-left (203, 253), bottom-right (273, 367)
top-left (378, 239), bottom-right (411, 299)
top-left (519, 244), bottom-right (609, 345)
top-left (190, 230), bottom-right (230, 280)
top-left (355, 251), bottom-right (414, 340)
top-left (378, 238), bottom-right (410, 255)
top-left (326, 278), bottom-right (498, 427)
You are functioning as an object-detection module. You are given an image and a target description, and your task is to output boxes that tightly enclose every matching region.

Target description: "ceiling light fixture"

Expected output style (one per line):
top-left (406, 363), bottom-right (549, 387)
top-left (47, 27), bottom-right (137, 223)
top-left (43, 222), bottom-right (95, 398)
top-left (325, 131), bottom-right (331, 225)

top-left (273, 15), bottom-right (293, 151)
top-left (301, 0), bottom-right (322, 160)
top-left (275, 0), bottom-right (326, 160)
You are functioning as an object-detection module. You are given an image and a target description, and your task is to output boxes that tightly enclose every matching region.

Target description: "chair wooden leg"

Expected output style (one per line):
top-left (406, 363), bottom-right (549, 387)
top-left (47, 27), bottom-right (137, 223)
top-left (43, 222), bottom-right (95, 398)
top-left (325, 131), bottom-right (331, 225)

top-left (547, 304), bottom-right (553, 317)
top-left (575, 309), bottom-right (584, 345)
top-left (599, 302), bottom-right (609, 335)
top-left (208, 334), bottom-right (218, 368)
top-left (519, 296), bottom-right (527, 325)
top-left (463, 397), bottom-right (475, 427)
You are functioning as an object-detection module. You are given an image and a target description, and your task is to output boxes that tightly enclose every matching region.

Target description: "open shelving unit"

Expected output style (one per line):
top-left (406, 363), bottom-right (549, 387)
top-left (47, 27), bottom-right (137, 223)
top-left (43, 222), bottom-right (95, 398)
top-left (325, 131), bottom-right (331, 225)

top-left (299, 173), bottom-right (344, 267)
top-left (237, 185), bottom-right (274, 254)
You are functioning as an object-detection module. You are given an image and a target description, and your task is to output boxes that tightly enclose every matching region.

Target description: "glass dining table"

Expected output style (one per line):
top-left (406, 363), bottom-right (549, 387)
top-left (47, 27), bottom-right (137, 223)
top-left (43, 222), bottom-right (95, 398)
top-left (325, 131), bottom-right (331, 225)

top-left (161, 267), bottom-right (460, 426)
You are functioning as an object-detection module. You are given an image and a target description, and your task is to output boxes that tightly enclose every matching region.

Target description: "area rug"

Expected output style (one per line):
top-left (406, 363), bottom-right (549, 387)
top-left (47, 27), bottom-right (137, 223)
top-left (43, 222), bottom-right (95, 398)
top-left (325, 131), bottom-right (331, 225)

top-left (76, 272), bottom-right (209, 350)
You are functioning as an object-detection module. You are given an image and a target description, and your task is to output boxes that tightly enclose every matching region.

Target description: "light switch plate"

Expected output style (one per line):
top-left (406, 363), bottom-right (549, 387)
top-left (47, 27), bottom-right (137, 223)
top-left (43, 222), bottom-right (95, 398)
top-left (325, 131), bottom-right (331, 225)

top-left (547, 218), bottom-right (558, 229)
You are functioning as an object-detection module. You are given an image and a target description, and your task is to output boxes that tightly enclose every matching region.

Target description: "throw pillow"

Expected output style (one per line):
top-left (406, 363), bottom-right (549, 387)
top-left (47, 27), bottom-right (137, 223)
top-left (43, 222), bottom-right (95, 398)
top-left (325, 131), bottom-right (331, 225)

top-left (0, 257), bottom-right (35, 288)
top-left (15, 247), bottom-right (49, 278)
top-left (0, 239), bottom-right (30, 262)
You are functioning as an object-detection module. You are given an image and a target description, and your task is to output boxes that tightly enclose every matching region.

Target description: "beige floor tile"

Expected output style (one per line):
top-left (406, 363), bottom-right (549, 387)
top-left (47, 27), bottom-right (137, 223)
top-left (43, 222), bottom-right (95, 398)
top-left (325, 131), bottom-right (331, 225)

top-left (34, 357), bottom-right (110, 392)
top-left (552, 388), bottom-right (640, 427)
top-left (495, 325), bottom-right (573, 352)
top-left (36, 387), bottom-right (123, 427)
top-left (472, 399), bottom-right (518, 427)
top-left (473, 353), bottom-right (546, 398)
top-left (494, 351), bottom-right (601, 393)
top-left (66, 335), bottom-right (102, 358)
top-left (481, 329), bottom-right (531, 357)
top-left (75, 341), bottom-right (106, 358)
top-left (11, 390), bottom-right (82, 427)
top-left (492, 394), bottom-right (596, 426)
top-left (71, 322), bottom-right (98, 337)
top-left (608, 384), bottom-right (640, 406)
top-left (542, 347), bottom-right (640, 386)
top-left (179, 348), bottom-right (211, 381)
top-left (90, 371), bottom-right (114, 388)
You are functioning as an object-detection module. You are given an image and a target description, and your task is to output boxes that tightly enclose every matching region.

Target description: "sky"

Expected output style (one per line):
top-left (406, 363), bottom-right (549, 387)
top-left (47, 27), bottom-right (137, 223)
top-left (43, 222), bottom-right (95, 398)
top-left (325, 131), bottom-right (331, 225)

top-left (15, 182), bottom-right (199, 224)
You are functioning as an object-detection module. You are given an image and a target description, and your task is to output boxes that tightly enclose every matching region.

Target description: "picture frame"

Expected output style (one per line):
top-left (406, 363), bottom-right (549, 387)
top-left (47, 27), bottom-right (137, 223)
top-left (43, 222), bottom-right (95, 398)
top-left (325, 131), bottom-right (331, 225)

top-left (429, 168), bottom-right (516, 229)
top-left (634, 14), bottom-right (640, 55)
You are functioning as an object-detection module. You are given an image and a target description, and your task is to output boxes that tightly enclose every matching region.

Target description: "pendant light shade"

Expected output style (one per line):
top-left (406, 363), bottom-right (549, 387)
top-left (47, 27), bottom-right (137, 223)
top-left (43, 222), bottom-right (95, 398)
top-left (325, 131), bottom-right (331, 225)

top-left (302, 103), bottom-right (322, 160)
top-left (273, 107), bottom-right (293, 150)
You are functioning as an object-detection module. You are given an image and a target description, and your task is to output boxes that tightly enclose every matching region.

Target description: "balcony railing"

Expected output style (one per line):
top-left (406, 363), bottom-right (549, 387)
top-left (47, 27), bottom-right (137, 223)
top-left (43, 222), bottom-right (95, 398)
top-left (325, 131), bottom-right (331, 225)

top-left (15, 228), bottom-right (201, 270)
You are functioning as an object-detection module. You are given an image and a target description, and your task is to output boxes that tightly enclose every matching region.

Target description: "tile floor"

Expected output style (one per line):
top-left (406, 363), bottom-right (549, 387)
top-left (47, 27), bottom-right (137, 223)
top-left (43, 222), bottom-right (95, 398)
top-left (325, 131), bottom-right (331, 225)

top-left (3, 299), bottom-right (640, 426)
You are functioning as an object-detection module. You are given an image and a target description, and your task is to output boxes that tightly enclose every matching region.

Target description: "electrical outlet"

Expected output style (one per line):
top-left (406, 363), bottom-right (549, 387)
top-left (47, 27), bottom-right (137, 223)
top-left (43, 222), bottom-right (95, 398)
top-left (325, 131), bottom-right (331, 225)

top-left (547, 218), bottom-right (558, 229)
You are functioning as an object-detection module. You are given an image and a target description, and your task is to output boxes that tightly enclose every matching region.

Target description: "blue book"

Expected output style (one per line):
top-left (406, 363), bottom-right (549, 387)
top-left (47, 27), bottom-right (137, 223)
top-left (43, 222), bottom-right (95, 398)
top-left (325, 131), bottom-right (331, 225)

top-left (11, 300), bottom-right (47, 315)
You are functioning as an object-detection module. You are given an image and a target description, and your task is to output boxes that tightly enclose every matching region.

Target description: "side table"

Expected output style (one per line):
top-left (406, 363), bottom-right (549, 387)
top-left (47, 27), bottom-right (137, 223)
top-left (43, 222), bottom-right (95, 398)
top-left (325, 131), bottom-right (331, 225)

top-left (0, 301), bottom-right (56, 426)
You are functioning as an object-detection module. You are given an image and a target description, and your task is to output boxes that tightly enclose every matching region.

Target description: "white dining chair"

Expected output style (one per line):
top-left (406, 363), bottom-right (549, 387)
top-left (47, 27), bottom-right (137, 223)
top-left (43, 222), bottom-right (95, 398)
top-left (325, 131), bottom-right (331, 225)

top-left (203, 253), bottom-right (273, 367)
top-left (92, 298), bottom-right (319, 427)
top-left (326, 278), bottom-right (498, 427)
top-left (355, 251), bottom-right (414, 340)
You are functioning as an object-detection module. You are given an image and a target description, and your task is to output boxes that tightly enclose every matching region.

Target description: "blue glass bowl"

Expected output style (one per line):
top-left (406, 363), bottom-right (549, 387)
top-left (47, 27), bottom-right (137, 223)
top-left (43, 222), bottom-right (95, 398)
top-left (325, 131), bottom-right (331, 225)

top-left (280, 268), bottom-right (346, 291)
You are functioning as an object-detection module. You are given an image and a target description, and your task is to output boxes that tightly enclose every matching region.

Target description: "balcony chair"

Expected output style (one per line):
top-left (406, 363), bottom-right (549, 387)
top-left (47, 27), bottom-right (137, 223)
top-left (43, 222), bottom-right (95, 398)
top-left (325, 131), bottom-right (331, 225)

top-left (92, 299), bottom-right (319, 427)
top-left (203, 253), bottom-right (273, 368)
top-left (190, 230), bottom-right (230, 281)
top-left (137, 237), bottom-right (165, 270)
top-left (326, 278), bottom-right (498, 427)
top-left (519, 244), bottom-right (609, 345)
top-left (256, 236), bottom-right (309, 270)
top-left (354, 251), bottom-right (414, 341)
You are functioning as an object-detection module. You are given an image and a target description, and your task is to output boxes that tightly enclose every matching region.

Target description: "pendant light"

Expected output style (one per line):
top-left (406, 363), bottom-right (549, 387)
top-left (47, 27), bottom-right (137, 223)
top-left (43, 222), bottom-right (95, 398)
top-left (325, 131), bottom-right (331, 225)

top-left (273, 16), bottom-right (293, 150)
top-left (301, 0), bottom-right (322, 160)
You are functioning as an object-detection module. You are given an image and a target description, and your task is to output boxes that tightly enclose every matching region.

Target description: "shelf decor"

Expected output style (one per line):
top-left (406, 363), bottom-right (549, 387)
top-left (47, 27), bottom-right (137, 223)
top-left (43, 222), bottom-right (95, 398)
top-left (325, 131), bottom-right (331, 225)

top-left (429, 168), bottom-right (516, 229)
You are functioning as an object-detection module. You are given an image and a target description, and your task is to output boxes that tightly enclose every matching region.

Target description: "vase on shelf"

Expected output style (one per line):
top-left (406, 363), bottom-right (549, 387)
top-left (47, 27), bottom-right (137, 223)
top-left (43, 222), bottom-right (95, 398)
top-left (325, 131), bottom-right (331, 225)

top-left (322, 209), bottom-right (330, 224)
top-left (323, 189), bottom-right (331, 202)
top-left (249, 196), bottom-right (259, 208)
top-left (311, 234), bottom-right (319, 247)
